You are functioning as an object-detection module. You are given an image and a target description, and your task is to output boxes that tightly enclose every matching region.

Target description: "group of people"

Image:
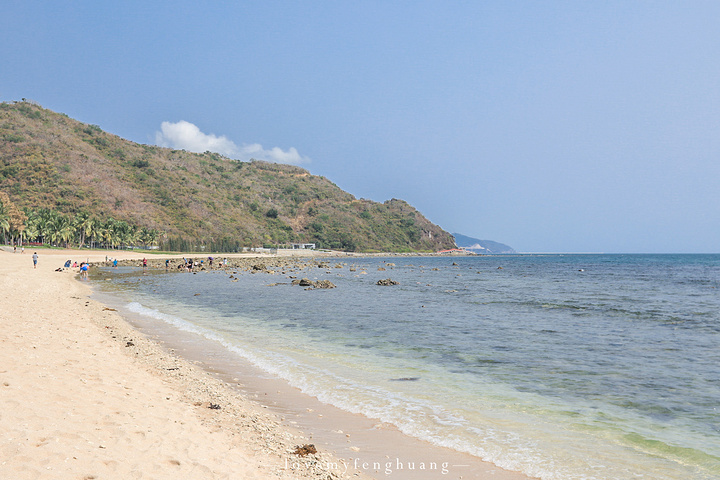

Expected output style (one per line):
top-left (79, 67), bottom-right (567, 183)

top-left (61, 258), bottom-right (90, 278)
top-left (29, 253), bottom-right (232, 275)
top-left (177, 256), bottom-right (229, 272)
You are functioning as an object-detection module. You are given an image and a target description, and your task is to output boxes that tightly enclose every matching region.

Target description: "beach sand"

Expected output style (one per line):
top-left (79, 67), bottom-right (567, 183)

top-left (0, 248), bottom-right (533, 480)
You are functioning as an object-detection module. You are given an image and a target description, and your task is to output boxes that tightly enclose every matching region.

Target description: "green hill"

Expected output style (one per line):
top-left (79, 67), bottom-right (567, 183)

top-left (0, 100), bottom-right (455, 252)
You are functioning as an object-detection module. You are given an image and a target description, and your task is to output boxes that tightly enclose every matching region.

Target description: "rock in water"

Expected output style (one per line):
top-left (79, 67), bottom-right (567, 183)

top-left (314, 280), bottom-right (336, 289)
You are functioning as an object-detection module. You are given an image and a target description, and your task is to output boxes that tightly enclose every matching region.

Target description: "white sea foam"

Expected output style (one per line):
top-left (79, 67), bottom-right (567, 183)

top-left (122, 304), bottom-right (613, 479)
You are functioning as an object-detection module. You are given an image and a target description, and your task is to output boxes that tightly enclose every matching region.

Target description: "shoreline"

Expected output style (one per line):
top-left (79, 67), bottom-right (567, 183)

top-left (0, 248), bottom-right (533, 480)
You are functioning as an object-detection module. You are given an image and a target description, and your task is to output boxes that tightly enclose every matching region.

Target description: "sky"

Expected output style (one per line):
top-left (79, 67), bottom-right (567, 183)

top-left (2, 1), bottom-right (719, 253)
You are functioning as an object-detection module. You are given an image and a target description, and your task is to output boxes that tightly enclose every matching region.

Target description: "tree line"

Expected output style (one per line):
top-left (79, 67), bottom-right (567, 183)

top-left (0, 195), bottom-right (162, 250)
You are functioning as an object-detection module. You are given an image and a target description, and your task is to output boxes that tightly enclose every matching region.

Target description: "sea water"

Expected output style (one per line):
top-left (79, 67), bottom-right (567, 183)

top-left (91, 254), bottom-right (720, 480)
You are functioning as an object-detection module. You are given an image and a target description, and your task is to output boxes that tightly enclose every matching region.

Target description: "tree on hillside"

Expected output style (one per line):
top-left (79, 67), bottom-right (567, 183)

top-left (0, 192), bottom-right (26, 246)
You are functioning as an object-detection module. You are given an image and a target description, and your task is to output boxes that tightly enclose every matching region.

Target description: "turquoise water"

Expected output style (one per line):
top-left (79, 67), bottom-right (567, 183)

top-left (92, 254), bottom-right (720, 479)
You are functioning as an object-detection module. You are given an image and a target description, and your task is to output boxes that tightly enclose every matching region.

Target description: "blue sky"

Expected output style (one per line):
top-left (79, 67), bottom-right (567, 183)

top-left (2, 2), bottom-right (719, 253)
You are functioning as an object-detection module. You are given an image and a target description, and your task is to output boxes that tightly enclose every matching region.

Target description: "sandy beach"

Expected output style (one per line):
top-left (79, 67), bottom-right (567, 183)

top-left (0, 248), bottom-right (533, 480)
top-left (0, 248), bottom-right (359, 480)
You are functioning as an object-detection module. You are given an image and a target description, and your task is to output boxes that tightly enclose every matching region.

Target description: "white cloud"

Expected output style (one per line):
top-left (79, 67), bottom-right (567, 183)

top-left (155, 120), bottom-right (310, 165)
top-left (155, 120), bottom-right (238, 157)
top-left (237, 143), bottom-right (309, 165)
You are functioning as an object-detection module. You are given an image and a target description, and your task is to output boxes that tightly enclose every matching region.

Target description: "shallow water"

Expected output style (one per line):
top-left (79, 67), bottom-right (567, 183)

top-left (92, 254), bottom-right (720, 480)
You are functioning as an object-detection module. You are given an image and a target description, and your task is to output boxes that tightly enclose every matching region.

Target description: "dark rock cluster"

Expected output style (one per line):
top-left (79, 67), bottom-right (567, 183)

top-left (291, 278), bottom-right (336, 289)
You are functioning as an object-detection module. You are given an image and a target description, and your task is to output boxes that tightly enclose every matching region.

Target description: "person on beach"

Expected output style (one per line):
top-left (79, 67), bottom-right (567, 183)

top-left (80, 262), bottom-right (89, 279)
top-left (32, 252), bottom-right (38, 268)
top-left (143, 258), bottom-right (148, 270)
top-left (165, 259), bottom-right (170, 270)
top-left (113, 258), bottom-right (118, 268)
top-left (14, 246), bottom-right (17, 253)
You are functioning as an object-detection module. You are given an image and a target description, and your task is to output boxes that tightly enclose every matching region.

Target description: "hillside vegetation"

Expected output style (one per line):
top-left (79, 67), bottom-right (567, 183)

top-left (0, 101), bottom-right (455, 252)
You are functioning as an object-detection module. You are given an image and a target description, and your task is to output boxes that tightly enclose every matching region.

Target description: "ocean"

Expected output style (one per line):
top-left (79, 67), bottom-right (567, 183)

top-left (91, 254), bottom-right (720, 480)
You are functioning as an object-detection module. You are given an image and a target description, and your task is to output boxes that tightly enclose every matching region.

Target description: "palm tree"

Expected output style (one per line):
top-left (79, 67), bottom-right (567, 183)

top-left (102, 218), bottom-right (128, 249)
top-left (73, 212), bottom-right (96, 248)
top-left (99, 218), bottom-right (116, 249)
top-left (23, 222), bottom-right (39, 245)
top-left (146, 229), bottom-right (160, 249)
top-left (128, 224), bottom-right (139, 248)
top-left (0, 203), bottom-right (9, 244)
top-left (114, 220), bottom-right (132, 248)
top-left (58, 217), bottom-right (74, 248)
top-left (90, 221), bottom-right (105, 248)
top-left (49, 214), bottom-right (72, 247)
top-left (35, 208), bottom-right (57, 246)
top-left (23, 208), bottom-right (36, 241)
top-left (7, 204), bottom-right (169, 251)
top-left (139, 227), bottom-right (160, 249)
